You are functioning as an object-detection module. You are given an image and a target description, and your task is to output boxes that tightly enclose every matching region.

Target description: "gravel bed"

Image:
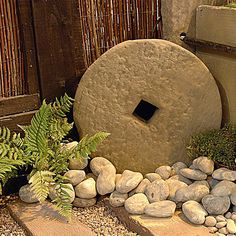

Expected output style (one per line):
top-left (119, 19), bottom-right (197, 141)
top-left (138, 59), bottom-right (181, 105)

top-left (73, 199), bottom-right (139, 236)
top-left (0, 196), bottom-right (26, 236)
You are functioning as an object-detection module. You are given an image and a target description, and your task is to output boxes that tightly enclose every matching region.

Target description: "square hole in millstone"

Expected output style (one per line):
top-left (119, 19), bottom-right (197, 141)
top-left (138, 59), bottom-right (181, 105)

top-left (132, 100), bottom-right (159, 122)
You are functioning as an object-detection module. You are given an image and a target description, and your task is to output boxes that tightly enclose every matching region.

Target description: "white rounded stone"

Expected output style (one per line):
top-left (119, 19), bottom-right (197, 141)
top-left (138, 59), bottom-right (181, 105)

top-left (208, 226), bottom-right (218, 233)
top-left (155, 166), bottom-right (172, 180)
top-left (166, 179), bottom-right (187, 202)
top-left (74, 39), bottom-right (222, 174)
top-left (216, 221), bottom-right (227, 229)
top-left (116, 170), bottom-right (143, 193)
top-left (192, 156), bottom-right (214, 175)
top-left (75, 178), bottom-right (97, 199)
top-left (205, 216), bottom-right (217, 227)
top-left (216, 215), bottom-right (227, 222)
top-left (230, 190), bottom-right (236, 205)
top-left (64, 170), bottom-right (86, 186)
top-left (145, 173), bottom-right (162, 182)
top-left (171, 162), bottom-right (187, 175)
top-left (212, 168), bottom-right (236, 182)
top-left (169, 174), bottom-right (192, 185)
top-left (227, 219), bottom-right (236, 234)
top-left (144, 200), bottom-right (176, 218)
top-left (182, 200), bottom-right (208, 225)
top-left (90, 157), bottom-right (115, 176)
top-left (218, 227), bottom-right (228, 234)
top-left (145, 179), bottom-right (169, 203)
top-left (96, 164), bottom-right (116, 195)
top-left (129, 179), bottom-right (151, 196)
top-left (124, 193), bottom-right (149, 215)
top-left (225, 212), bottom-right (232, 219)
top-left (179, 168), bottom-right (207, 181)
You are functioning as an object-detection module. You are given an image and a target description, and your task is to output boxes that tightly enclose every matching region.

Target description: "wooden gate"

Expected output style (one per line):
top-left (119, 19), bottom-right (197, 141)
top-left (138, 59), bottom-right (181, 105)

top-left (0, 0), bottom-right (40, 132)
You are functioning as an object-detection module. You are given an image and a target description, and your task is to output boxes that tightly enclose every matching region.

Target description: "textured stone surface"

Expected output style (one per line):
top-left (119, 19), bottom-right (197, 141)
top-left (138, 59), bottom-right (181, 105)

top-left (19, 184), bottom-right (38, 203)
top-left (227, 219), bottom-right (236, 234)
top-left (182, 200), bottom-right (208, 225)
top-left (124, 193), bottom-right (149, 215)
top-left (75, 178), bottom-right (97, 199)
top-left (145, 179), bottom-right (169, 203)
top-left (64, 170), bottom-right (86, 186)
top-left (145, 173), bottom-right (162, 182)
top-left (90, 157), bottom-right (115, 176)
top-left (155, 166), bottom-right (172, 180)
top-left (166, 179), bottom-right (187, 202)
top-left (180, 168), bottom-right (207, 181)
top-left (211, 180), bottom-right (236, 197)
top-left (73, 197), bottom-right (97, 208)
top-left (96, 164), bottom-right (116, 195)
top-left (169, 174), bottom-right (192, 185)
top-left (74, 39), bottom-right (222, 174)
top-left (230, 190), bottom-right (236, 205)
top-left (144, 201), bottom-right (176, 218)
top-left (202, 194), bottom-right (230, 215)
top-left (109, 191), bottom-right (128, 207)
top-left (205, 216), bottom-right (217, 227)
top-left (171, 162), bottom-right (187, 175)
top-left (116, 170), bottom-right (143, 193)
top-left (212, 168), bottom-right (236, 182)
top-left (129, 178), bottom-right (151, 196)
top-left (175, 181), bottom-right (209, 203)
top-left (192, 156), bottom-right (214, 175)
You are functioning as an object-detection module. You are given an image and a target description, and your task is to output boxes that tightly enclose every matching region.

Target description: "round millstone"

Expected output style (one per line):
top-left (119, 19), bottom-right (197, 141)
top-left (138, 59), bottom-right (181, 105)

top-left (74, 39), bottom-right (222, 174)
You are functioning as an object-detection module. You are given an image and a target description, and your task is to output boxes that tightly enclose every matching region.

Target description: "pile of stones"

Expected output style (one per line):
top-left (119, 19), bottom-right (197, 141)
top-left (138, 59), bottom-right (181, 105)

top-left (19, 142), bottom-right (236, 236)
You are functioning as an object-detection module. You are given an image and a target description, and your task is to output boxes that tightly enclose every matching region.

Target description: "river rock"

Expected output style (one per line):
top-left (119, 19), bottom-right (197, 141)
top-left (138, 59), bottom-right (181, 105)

top-left (179, 168), bottom-right (207, 181)
top-left (225, 212), bottom-right (232, 219)
top-left (212, 168), bottom-right (236, 181)
top-left (69, 157), bottom-right (88, 170)
top-left (166, 179), bottom-right (187, 201)
top-left (145, 173), bottom-right (162, 182)
top-left (75, 178), bottom-right (97, 199)
top-left (218, 227), bottom-right (228, 234)
top-left (227, 219), bottom-right (236, 234)
top-left (205, 216), bottom-right (217, 227)
top-left (96, 164), bottom-right (116, 195)
top-left (64, 170), bottom-right (86, 186)
top-left (171, 162), bottom-right (187, 175)
top-left (231, 190), bottom-right (236, 205)
top-left (192, 156), bottom-right (214, 175)
top-left (124, 193), bottom-right (149, 214)
top-left (19, 184), bottom-right (39, 203)
top-left (116, 170), bottom-right (143, 193)
top-left (207, 176), bottom-right (220, 189)
top-left (169, 174), bottom-right (192, 185)
top-left (144, 200), bottom-right (176, 218)
top-left (182, 200), bottom-right (208, 225)
top-left (129, 179), bottom-right (151, 196)
top-left (145, 179), bottom-right (169, 203)
top-left (211, 180), bottom-right (236, 197)
top-left (216, 215), bottom-right (227, 222)
top-left (109, 191), bottom-right (129, 207)
top-left (175, 181), bottom-right (209, 203)
top-left (90, 157), bottom-right (115, 176)
top-left (202, 194), bottom-right (231, 215)
top-left (115, 174), bottom-right (122, 183)
top-left (155, 166), bottom-right (172, 180)
top-left (208, 226), bottom-right (218, 233)
top-left (49, 183), bottom-right (75, 203)
top-left (216, 221), bottom-right (227, 228)
top-left (73, 197), bottom-right (96, 207)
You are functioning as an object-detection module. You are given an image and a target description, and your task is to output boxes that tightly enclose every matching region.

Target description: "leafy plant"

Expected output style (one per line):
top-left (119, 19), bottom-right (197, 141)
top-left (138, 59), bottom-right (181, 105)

top-left (0, 93), bottom-right (110, 219)
top-left (187, 125), bottom-right (236, 169)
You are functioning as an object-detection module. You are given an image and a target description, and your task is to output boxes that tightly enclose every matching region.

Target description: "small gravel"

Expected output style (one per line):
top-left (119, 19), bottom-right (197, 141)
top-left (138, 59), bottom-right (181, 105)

top-left (0, 195), bottom-right (26, 236)
top-left (73, 199), bottom-right (139, 236)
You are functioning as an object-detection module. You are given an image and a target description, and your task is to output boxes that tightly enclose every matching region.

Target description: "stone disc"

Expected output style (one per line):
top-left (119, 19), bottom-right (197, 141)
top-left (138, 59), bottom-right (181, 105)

top-left (74, 39), bottom-right (222, 174)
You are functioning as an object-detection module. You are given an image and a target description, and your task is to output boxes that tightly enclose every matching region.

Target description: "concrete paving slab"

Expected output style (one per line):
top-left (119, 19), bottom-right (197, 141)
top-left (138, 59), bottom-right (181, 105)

top-left (7, 200), bottom-right (95, 236)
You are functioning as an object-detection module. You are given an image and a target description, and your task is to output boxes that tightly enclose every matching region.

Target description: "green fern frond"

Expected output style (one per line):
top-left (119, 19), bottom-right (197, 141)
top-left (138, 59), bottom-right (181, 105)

top-left (0, 127), bottom-right (11, 143)
top-left (52, 182), bottom-right (72, 219)
top-left (29, 170), bottom-right (55, 202)
top-left (49, 118), bottom-right (73, 143)
top-left (76, 132), bottom-right (110, 158)
top-left (51, 93), bottom-right (74, 118)
top-left (24, 100), bottom-right (51, 155)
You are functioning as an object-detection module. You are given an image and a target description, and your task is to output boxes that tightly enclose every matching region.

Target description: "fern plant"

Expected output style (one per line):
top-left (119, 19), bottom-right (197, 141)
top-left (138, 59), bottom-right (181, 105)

top-left (0, 93), bottom-right (110, 219)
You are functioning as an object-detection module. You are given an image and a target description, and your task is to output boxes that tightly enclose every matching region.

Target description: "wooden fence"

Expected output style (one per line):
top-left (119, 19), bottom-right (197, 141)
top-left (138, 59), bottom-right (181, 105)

top-left (78, 0), bottom-right (162, 66)
top-left (0, 0), bottom-right (26, 98)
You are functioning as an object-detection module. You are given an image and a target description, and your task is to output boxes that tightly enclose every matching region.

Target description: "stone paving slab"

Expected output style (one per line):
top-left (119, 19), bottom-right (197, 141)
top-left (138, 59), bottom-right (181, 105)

top-left (104, 199), bottom-right (212, 236)
top-left (7, 200), bottom-right (95, 236)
